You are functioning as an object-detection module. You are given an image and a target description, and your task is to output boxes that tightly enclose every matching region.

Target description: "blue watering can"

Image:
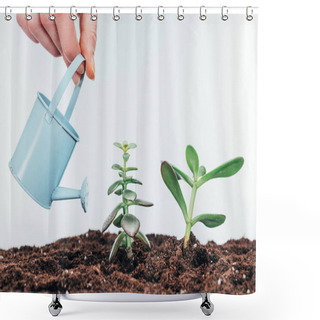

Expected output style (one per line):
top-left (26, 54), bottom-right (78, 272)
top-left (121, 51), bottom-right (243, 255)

top-left (9, 54), bottom-right (89, 213)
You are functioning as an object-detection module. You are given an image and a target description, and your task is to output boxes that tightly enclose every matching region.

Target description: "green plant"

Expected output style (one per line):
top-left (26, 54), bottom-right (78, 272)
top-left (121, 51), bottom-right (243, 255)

top-left (161, 145), bottom-right (244, 249)
top-left (102, 141), bottom-right (153, 261)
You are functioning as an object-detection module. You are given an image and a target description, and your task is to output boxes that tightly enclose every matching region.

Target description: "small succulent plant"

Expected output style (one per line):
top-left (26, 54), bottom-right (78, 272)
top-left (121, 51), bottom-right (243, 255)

top-left (161, 145), bottom-right (244, 249)
top-left (102, 141), bottom-right (153, 261)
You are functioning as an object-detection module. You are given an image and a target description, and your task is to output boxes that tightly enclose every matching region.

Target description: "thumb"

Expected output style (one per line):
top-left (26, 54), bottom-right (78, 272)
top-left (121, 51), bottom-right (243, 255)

top-left (79, 14), bottom-right (97, 80)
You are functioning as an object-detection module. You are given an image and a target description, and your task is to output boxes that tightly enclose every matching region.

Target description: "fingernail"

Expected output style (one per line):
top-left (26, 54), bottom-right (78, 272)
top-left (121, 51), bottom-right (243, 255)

top-left (80, 62), bottom-right (85, 74)
top-left (73, 74), bottom-right (80, 86)
top-left (92, 56), bottom-right (95, 80)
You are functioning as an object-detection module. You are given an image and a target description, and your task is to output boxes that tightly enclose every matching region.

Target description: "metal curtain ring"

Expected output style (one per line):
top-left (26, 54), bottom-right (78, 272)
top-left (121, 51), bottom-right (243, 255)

top-left (91, 6), bottom-right (97, 21)
top-left (49, 6), bottom-right (55, 21)
top-left (158, 6), bottom-right (165, 21)
top-left (177, 6), bottom-right (184, 21)
top-left (113, 6), bottom-right (120, 21)
top-left (221, 6), bottom-right (228, 21)
top-left (135, 6), bottom-right (142, 21)
top-left (70, 6), bottom-right (77, 21)
top-left (200, 6), bottom-right (207, 21)
top-left (4, 6), bottom-right (12, 21)
top-left (25, 6), bottom-right (32, 21)
top-left (246, 6), bottom-right (253, 21)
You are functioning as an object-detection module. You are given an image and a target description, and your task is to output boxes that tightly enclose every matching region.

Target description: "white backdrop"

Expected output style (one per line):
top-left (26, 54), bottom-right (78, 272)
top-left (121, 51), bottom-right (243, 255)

top-left (1, 0), bottom-right (320, 320)
top-left (0, 11), bottom-right (257, 249)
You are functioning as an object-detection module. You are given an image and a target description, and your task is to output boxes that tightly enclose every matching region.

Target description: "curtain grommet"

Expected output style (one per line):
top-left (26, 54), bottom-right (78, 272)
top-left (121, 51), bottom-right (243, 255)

top-left (221, 6), bottom-right (228, 21)
top-left (177, 6), bottom-right (184, 21)
top-left (70, 6), bottom-right (77, 21)
top-left (49, 6), bottom-right (55, 21)
top-left (200, 6), bottom-right (207, 21)
top-left (25, 6), bottom-right (32, 21)
top-left (113, 6), bottom-right (120, 21)
top-left (135, 6), bottom-right (142, 21)
top-left (158, 6), bottom-right (165, 21)
top-left (91, 6), bottom-right (97, 21)
top-left (246, 6), bottom-right (254, 21)
top-left (4, 6), bottom-right (12, 21)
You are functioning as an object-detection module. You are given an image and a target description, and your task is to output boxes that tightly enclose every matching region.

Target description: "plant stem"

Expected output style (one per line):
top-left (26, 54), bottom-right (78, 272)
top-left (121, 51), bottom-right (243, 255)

top-left (125, 235), bottom-right (133, 259)
top-left (184, 223), bottom-right (192, 248)
top-left (123, 151), bottom-right (132, 258)
top-left (122, 152), bottom-right (128, 215)
top-left (184, 185), bottom-right (197, 248)
top-left (188, 186), bottom-right (197, 220)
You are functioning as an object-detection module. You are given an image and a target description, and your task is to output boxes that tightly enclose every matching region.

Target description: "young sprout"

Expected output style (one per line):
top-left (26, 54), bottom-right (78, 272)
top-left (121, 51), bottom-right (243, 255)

top-left (102, 141), bottom-right (153, 261)
top-left (161, 145), bottom-right (244, 249)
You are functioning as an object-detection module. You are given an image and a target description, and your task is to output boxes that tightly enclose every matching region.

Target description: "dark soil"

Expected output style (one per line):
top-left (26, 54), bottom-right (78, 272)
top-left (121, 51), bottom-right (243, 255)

top-left (0, 230), bottom-right (255, 295)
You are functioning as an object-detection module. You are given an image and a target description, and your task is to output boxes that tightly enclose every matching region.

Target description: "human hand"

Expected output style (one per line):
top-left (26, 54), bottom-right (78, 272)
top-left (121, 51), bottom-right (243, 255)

top-left (16, 13), bottom-right (97, 85)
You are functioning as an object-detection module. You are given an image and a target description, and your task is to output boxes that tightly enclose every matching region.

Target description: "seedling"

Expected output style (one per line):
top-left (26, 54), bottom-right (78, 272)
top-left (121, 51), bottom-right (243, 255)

top-left (161, 145), bottom-right (244, 249)
top-left (102, 141), bottom-right (153, 261)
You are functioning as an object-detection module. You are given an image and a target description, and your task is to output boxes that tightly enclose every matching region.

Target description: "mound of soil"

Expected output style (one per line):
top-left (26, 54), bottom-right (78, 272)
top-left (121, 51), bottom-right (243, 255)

top-left (0, 230), bottom-right (255, 295)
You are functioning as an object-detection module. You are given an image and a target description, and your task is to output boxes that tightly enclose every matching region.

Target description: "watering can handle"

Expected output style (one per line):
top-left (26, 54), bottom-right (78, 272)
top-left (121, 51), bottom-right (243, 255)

top-left (48, 54), bottom-right (85, 121)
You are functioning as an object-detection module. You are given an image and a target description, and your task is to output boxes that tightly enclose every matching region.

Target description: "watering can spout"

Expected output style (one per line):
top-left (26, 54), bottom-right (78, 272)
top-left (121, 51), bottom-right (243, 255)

top-left (52, 178), bottom-right (89, 213)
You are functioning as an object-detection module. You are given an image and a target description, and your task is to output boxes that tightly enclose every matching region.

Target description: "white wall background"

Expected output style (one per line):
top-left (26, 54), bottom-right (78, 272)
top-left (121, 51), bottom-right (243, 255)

top-left (0, 5), bottom-right (256, 248)
top-left (1, 0), bottom-right (320, 320)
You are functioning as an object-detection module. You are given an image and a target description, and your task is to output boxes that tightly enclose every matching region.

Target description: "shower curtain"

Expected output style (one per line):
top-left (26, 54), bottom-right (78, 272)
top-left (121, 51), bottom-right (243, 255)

top-left (0, 9), bottom-right (257, 295)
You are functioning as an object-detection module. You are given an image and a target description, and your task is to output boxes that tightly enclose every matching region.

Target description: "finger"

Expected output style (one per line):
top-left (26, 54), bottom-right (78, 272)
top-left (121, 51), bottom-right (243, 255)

top-left (79, 14), bottom-right (97, 80)
top-left (39, 13), bottom-right (63, 55)
top-left (55, 14), bottom-right (84, 75)
top-left (26, 13), bottom-right (60, 57)
top-left (16, 14), bottom-right (39, 43)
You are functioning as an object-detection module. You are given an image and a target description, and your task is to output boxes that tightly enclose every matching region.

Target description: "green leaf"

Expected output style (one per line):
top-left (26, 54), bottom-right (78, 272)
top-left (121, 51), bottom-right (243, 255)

top-left (102, 203), bottom-right (123, 232)
top-left (123, 189), bottom-right (137, 201)
top-left (191, 214), bottom-right (226, 228)
top-left (122, 141), bottom-right (129, 148)
top-left (126, 167), bottom-right (138, 172)
top-left (160, 161), bottom-right (188, 223)
top-left (197, 157), bottom-right (244, 188)
top-left (121, 214), bottom-right (140, 237)
top-left (109, 231), bottom-right (126, 262)
top-left (118, 172), bottom-right (124, 178)
top-left (112, 164), bottom-right (123, 171)
top-left (125, 178), bottom-right (143, 185)
top-left (114, 189), bottom-right (123, 196)
top-left (198, 165), bottom-right (206, 177)
top-left (107, 180), bottom-right (122, 195)
top-left (136, 231), bottom-right (151, 248)
top-left (186, 145), bottom-right (199, 178)
top-left (132, 199), bottom-right (153, 207)
top-left (113, 142), bottom-right (123, 149)
top-left (113, 213), bottom-right (124, 227)
top-left (128, 143), bottom-right (137, 149)
top-left (172, 165), bottom-right (193, 187)
top-left (123, 153), bottom-right (130, 162)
